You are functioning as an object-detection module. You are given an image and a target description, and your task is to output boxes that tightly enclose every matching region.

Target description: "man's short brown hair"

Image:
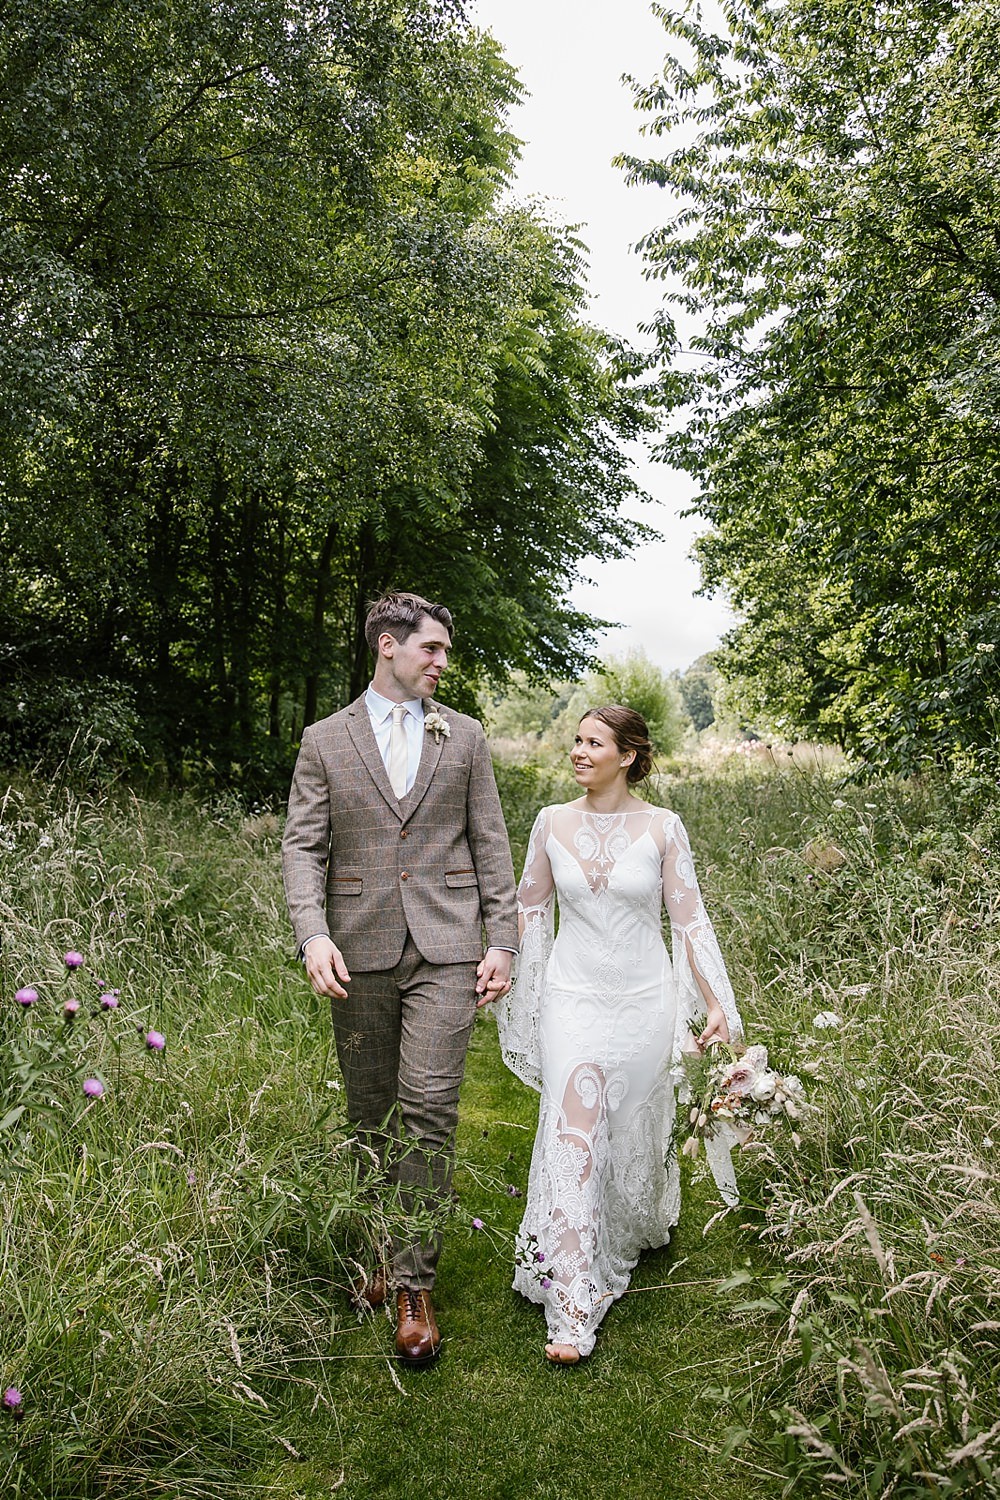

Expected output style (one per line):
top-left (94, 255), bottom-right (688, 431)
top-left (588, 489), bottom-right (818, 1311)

top-left (364, 591), bottom-right (453, 655)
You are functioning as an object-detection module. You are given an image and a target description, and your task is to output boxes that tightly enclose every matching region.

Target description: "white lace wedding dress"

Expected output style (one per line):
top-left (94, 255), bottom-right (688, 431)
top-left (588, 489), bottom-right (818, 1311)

top-left (495, 803), bottom-right (742, 1356)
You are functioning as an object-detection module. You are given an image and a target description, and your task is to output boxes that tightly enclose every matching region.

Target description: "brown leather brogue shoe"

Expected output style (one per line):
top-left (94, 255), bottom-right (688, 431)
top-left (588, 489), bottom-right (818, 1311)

top-left (394, 1288), bottom-right (441, 1366)
top-left (352, 1269), bottom-right (388, 1310)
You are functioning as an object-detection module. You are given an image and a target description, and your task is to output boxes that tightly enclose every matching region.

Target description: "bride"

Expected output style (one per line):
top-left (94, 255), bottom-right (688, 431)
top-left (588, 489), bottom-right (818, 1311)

top-left (495, 705), bottom-right (742, 1363)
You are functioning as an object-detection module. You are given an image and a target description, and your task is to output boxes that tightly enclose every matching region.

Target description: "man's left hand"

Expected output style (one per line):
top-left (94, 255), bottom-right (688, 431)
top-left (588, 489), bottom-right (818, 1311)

top-left (475, 947), bottom-right (513, 1008)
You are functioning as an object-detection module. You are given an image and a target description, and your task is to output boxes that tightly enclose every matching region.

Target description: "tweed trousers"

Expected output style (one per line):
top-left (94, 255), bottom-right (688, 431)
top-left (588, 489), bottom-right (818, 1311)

top-left (330, 934), bottom-right (479, 1289)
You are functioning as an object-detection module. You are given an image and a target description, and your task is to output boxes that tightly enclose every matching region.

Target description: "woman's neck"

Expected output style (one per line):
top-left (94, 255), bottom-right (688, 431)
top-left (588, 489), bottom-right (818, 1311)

top-left (581, 786), bottom-right (636, 814)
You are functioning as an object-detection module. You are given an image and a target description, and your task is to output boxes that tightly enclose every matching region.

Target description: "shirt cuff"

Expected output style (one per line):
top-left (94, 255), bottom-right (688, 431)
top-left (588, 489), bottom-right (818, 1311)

top-left (300, 933), bottom-right (329, 960)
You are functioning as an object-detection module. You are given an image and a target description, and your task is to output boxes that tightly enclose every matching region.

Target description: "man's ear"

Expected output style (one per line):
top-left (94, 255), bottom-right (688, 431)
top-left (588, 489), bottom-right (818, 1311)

top-left (377, 631), bottom-right (397, 659)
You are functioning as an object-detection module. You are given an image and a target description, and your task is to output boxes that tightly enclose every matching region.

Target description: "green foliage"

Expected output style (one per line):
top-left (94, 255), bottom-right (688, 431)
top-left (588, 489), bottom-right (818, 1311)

top-left (554, 647), bottom-right (690, 757)
top-left (623, 0), bottom-right (1000, 773)
top-left (676, 652), bottom-right (719, 733)
top-left (660, 760), bottom-right (1000, 1495)
top-left (4, 760), bottom-right (1000, 1495)
top-left (0, 1), bottom-right (650, 786)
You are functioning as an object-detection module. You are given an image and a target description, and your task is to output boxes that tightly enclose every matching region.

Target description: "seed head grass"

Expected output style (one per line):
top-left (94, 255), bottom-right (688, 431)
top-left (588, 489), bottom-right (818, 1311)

top-left (1, 762), bottom-right (996, 1497)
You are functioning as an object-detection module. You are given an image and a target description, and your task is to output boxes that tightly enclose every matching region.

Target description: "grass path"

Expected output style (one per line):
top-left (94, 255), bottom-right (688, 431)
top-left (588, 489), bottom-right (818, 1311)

top-left (280, 1013), bottom-right (780, 1500)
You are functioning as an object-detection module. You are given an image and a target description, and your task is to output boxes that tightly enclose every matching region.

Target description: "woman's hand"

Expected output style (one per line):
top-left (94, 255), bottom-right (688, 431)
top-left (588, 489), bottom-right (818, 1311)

top-left (697, 1005), bottom-right (730, 1050)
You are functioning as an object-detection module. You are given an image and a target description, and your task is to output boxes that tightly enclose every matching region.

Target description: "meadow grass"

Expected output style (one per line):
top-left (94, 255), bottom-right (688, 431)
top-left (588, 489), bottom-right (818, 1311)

top-left (1, 759), bottom-right (997, 1497)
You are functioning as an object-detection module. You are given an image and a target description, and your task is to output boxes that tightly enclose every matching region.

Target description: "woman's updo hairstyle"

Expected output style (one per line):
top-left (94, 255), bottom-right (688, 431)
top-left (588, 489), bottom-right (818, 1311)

top-left (579, 704), bottom-right (655, 785)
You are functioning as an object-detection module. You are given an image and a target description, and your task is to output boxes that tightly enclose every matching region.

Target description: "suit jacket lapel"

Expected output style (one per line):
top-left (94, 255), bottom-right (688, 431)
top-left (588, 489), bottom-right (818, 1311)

top-left (401, 699), bottom-right (444, 820)
top-left (345, 694), bottom-right (403, 819)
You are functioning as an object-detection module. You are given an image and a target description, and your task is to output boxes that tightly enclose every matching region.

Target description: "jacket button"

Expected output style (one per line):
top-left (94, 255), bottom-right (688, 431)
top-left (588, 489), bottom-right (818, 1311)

top-left (400, 829), bottom-right (408, 839)
top-left (400, 871), bottom-right (409, 881)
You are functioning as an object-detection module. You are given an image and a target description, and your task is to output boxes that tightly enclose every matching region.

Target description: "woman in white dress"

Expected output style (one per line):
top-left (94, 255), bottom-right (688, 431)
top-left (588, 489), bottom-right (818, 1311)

top-left (495, 706), bottom-right (742, 1364)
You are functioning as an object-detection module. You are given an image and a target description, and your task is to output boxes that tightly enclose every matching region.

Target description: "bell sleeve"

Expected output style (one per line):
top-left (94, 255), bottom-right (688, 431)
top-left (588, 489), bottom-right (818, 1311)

top-left (494, 807), bottom-right (554, 1092)
top-left (662, 812), bottom-right (744, 1205)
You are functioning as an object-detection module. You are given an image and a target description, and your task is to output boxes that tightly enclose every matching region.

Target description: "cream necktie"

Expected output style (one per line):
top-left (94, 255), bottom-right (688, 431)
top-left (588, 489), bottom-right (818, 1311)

top-left (388, 703), bottom-right (408, 798)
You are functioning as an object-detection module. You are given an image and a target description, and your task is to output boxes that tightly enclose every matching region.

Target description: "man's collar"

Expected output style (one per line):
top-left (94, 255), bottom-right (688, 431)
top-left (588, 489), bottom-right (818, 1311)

top-left (365, 684), bottom-right (425, 723)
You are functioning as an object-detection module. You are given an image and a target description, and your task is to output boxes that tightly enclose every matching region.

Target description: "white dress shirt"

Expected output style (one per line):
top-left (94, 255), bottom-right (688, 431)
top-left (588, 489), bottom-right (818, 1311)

top-left (364, 685), bottom-right (425, 796)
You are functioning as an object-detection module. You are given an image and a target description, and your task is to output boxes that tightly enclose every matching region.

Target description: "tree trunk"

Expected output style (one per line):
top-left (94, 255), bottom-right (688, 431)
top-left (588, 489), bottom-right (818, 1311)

top-left (303, 516), bottom-right (339, 729)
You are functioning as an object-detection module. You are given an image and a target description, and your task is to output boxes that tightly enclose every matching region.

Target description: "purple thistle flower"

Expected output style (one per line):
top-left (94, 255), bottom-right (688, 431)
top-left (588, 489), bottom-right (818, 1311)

top-left (3, 1388), bottom-right (22, 1410)
top-left (540, 1276), bottom-right (552, 1289)
top-left (505, 1184), bottom-right (523, 1197)
top-left (471, 1217), bottom-right (484, 1230)
top-left (535, 1251), bottom-right (546, 1263)
top-left (64, 951), bottom-right (84, 969)
top-left (144, 1030), bottom-right (166, 1052)
top-left (82, 1078), bottom-right (104, 1098)
top-left (95, 978), bottom-right (108, 990)
top-left (99, 993), bottom-right (119, 1010)
top-left (15, 986), bottom-right (38, 1007)
top-left (63, 998), bottom-right (80, 1019)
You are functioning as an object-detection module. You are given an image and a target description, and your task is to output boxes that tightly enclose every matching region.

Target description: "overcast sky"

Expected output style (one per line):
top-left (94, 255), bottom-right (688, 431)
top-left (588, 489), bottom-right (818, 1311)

top-left (470, 0), bottom-right (732, 673)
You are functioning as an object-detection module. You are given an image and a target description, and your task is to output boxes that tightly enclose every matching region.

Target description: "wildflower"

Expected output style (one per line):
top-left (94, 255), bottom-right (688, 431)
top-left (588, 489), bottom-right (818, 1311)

top-left (186, 1170), bottom-right (197, 1187)
top-left (471, 1217), bottom-right (484, 1230)
top-left (15, 986), bottom-right (38, 1007)
top-left (681, 1136), bottom-right (700, 1158)
top-left (505, 1184), bottom-right (522, 1197)
top-left (82, 1078), bottom-right (104, 1098)
top-left (535, 1251), bottom-right (546, 1263)
top-left (99, 993), bottom-right (119, 1010)
top-left (540, 1276), bottom-right (552, 1289)
top-left (3, 1388), bottom-right (22, 1410)
top-left (63, 999), bottom-right (80, 1019)
top-left (144, 1030), bottom-right (166, 1051)
top-left (64, 951), bottom-right (84, 969)
top-left (812, 1010), bottom-right (840, 1030)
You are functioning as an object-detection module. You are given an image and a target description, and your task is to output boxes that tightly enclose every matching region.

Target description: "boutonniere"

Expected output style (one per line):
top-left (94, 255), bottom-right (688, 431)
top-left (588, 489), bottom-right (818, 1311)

top-left (424, 711), bottom-right (450, 744)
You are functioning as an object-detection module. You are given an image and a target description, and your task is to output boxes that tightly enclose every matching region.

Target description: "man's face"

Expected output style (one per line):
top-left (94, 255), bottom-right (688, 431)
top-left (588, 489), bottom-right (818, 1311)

top-left (379, 615), bottom-right (451, 700)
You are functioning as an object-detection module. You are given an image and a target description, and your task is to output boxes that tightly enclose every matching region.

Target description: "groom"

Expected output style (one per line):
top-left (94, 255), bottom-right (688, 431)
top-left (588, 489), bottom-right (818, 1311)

top-left (282, 591), bottom-right (517, 1365)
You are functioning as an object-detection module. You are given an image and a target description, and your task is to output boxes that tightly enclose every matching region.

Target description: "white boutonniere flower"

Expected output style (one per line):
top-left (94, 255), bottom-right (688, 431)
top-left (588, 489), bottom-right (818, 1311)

top-left (424, 711), bottom-right (450, 743)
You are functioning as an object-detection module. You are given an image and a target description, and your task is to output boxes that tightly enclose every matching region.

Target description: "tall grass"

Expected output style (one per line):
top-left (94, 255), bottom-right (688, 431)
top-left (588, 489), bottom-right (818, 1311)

top-left (1, 760), bottom-right (998, 1497)
top-left (0, 782), bottom-right (403, 1497)
top-left (662, 759), bottom-right (1000, 1496)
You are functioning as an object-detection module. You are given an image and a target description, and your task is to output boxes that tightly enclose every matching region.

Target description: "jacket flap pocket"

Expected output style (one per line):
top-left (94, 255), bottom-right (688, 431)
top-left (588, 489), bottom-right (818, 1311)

top-left (329, 875), bottom-right (362, 895)
top-left (445, 869), bottom-right (478, 889)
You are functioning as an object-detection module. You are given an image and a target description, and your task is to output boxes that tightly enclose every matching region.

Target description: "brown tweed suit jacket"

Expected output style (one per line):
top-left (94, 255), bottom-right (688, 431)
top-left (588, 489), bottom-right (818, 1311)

top-left (282, 695), bottom-right (518, 971)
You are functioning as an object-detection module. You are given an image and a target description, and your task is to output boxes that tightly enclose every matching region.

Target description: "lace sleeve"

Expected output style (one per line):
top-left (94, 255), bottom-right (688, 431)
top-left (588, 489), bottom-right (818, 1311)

top-left (494, 808), bottom-right (554, 1091)
top-left (662, 813), bottom-right (743, 1059)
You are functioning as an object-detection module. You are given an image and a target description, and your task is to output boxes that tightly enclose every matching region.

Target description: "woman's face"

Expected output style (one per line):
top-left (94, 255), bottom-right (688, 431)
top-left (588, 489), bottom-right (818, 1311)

top-left (570, 716), bottom-right (632, 791)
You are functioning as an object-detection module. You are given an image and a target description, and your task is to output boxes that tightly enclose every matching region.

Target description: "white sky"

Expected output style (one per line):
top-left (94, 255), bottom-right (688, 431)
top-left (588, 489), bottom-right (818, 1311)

top-left (471, 0), bottom-right (733, 673)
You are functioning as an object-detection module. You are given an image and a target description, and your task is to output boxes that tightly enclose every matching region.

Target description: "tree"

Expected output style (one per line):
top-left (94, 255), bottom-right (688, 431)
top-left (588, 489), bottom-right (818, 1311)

top-left (1, 1), bottom-right (651, 783)
top-left (549, 649), bottom-right (689, 759)
top-left (621, 0), bottom-right (1000, 772)
top-left (676, 653), bottom-right (718, 733)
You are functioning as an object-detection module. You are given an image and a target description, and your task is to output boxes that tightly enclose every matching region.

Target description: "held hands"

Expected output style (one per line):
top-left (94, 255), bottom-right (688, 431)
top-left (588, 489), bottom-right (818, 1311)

top-left (697, 1004), bottom-right (731, 1050)
top-left (476, 947), bottom-right (513, 1008)
top-left (303, 935), bottom-right (352, 1000)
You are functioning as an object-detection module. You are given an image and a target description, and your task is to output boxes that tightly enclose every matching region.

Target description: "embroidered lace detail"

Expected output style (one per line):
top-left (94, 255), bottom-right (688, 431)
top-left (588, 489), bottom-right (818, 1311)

top-left (498, 801), bottom-right (743, 1352)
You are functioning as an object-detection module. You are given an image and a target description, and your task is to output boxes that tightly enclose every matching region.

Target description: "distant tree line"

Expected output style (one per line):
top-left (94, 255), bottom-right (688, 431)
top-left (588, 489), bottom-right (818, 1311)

top-left (623, 0), bottom-right (1000, 775)
top-left (0, 0), bottom-right (650, 787)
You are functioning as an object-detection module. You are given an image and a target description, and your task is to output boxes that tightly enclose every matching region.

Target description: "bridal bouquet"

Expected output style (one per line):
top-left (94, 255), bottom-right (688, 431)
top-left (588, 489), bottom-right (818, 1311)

top-left (678, 1038), bottom-right (806, 1158)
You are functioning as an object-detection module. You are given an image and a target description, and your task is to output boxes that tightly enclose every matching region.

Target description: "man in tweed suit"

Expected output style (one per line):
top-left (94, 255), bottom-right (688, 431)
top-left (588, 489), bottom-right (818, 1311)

top-left (282, 591), bottom-right (517, 1365)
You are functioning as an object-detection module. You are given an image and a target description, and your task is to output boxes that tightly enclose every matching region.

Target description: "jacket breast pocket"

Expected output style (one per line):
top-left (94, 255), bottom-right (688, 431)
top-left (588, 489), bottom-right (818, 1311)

top-left (329, 875), bottom-right (363, 896)
top-left (445, 869), bottom-right (479, 889)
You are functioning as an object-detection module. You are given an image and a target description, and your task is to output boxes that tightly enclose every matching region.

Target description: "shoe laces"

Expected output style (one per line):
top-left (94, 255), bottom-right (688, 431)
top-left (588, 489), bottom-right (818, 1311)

top-left (400, 1288), bottom-right (426, 1319)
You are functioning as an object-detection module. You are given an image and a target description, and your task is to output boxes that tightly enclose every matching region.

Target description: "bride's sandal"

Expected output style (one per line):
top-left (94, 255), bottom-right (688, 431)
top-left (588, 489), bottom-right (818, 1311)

top-left (544, 1342), bottom-right (582, 1365)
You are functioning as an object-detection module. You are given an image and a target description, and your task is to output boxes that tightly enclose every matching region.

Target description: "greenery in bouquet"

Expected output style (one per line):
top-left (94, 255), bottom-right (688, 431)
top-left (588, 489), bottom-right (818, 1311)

top-left (677, 1028), bottom-right (806, 1159)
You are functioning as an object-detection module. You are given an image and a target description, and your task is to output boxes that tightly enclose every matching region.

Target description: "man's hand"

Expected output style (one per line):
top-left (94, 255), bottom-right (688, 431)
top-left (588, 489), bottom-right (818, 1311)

top-left (303, 935), bottom-right (352, 999)
top-left (475, 947), bottom-right (513, 1008)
